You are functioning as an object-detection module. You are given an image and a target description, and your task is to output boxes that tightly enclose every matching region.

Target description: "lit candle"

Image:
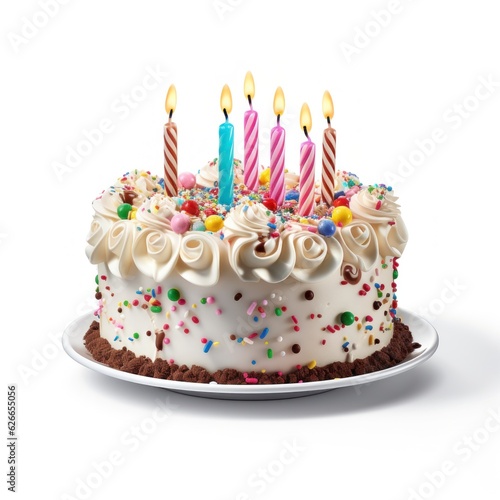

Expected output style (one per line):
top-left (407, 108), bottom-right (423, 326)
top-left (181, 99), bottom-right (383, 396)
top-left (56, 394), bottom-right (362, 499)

top-left (298, 103), bottom-right (316, 217)
top-left (270, 87), bottom-right (286, 206)
top-left (321, 91), bottom-right (336, 206)
top-left (243, 71), bottom-right (259, 191)
top-left (218, 84), bottom-right (234, 206)
top-left (163, 85), bottom-right (178, 198)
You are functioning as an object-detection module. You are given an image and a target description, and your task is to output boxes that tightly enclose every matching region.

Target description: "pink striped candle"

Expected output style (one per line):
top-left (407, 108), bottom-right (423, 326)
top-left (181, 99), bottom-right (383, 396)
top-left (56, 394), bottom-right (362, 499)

top-left (321, 91), bottom-right (336, 206)
top-left (270, 87), bottom-right (285, 206)
top-left (163, 85), bottom-right (178, 198)
top-left (298, 103), bottom-right (316, 217)
top-left (243, 72), bottom-right (259, 191)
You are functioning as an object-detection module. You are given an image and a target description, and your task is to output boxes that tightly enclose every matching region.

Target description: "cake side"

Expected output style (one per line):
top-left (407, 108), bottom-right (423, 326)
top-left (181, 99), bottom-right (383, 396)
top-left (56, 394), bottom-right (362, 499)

top-left (85, 160), bottom-right (410, 381)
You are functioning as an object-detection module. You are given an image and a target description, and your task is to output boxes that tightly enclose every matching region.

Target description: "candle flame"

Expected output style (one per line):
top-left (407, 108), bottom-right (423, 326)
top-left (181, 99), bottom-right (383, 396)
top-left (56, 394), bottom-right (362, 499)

top-left (322, 91), bottom-right (334, 121)
top-left (300, 103), bottom-right (312, 135)
top-left (165, 85), bottom-right (177, 115)
top-left (220, 84), bottom-right (233, 115)
top-left (273, 87), bottom-right (285, 116)
top-left (244, 71), bottom-right (255, 100)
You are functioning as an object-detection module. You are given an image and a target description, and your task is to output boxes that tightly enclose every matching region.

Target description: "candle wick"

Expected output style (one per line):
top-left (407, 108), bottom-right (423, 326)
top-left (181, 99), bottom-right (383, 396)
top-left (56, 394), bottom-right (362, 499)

top-left (303, 125), bottom-right (309, 139)
top-left (223, 108), bottom-right (228, 121)
top-left (277, 114), bottom-right (281, 125)
top-left (327, 116), bottom-right (331, 126)
top-left (169, 109), bottom-right (173, 120)
top-left (247, 95), bottom-right (252, 109)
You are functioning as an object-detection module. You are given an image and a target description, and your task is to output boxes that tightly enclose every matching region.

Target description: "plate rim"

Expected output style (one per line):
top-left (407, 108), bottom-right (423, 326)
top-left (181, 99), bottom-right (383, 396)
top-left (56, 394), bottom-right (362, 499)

top-left (62, 308), bottom-right (439, 397)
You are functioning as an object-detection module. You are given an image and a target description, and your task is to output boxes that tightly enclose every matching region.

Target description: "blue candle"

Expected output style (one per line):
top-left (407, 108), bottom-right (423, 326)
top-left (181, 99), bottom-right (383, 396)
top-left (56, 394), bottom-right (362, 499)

top-left (218, 84), bottom-right (234, 206)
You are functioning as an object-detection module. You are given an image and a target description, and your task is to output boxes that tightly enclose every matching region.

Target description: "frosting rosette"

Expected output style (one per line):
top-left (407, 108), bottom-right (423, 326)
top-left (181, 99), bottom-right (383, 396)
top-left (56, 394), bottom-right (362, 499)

top-left (196, 158), bottom-right (244, 188)
top-left (132, 228), bottom-right (181, 282)
top-left (176, 232), bottom-right (220, 286)
top-left (334, 221), bottom-right (378, 272)
top-left (135, 193), bottom-right (177, 231)
top-left (283, 224), bottom-right (344, 282)
top-left (223, 203), bottom-right (292, 282)
top-left (93, 171), bottom-right (162, 221)
top-left (349, 186), bottom-right (408, 257)
top-left (85, 215), bottom-right (110, 264)
top-left (106, 220), bottom-right (138, 278)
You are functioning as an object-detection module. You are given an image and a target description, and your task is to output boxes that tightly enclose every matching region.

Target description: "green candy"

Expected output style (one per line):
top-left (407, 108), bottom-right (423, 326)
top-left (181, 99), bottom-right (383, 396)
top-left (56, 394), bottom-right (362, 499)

top-left (340, 311), bottom-right (355, 326)
top-left (168, 288), bottom-right (181, 301)
top-left (117, 203), bottom-right (133, 220)
top-left (150, 306), bottom-right (162, 313)
top-left (393, 269), bottom-right (399, 279)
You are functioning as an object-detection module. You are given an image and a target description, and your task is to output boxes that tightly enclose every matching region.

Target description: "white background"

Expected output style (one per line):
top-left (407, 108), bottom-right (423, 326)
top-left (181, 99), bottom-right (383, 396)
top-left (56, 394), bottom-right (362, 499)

top-left (2, 0), bottom-right (500, 499)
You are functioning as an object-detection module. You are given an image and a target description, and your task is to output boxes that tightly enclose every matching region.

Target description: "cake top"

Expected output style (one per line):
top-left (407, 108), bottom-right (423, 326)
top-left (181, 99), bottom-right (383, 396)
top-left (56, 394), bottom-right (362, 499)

top-left (86, 159), bottom-right (408, 286)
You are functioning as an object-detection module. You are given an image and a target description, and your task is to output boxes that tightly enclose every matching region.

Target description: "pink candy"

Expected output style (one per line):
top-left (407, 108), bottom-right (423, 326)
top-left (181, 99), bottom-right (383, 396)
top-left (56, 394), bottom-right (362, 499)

top-left (178, 171), bottom-right (196, 189)
top-left (171, 213), bottom-right (190, 234)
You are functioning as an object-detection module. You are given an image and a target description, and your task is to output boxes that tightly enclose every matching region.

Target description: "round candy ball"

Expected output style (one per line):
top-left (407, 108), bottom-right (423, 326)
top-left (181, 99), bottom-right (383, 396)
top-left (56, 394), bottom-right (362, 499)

top-left (192, 220), bottom-right (206, 231)
top-left (317, 219), bottom-right (336, 237)
top-left (170, 213), bottom-right (191, 234)
top-left (117, 203), bottom-right (133, 220)
top-left (178, 172), bottom-right (196, 189)
top-left (205, 215), bottom-right (224, 232)
top-left (180, 199), bottom-right (200, 217)
top-left (340, 311), bottom-right (355, 326)
top-left (332, 206), bottom-right (353, 226)
top-left (259, 168), bottom-right (270, 185)
top-left (333, 196), bottom-right (350, 208)
top-left (285, 190), bottom-right (300, 202)
top-left (262, 198), bottom-right (277, 212)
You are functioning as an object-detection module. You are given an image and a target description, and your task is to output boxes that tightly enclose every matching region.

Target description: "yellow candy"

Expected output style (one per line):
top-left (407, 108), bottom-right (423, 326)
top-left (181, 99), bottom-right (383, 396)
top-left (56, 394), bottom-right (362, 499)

top-left (205, 215), bottom-right (224, 232)
top-left (331, 206), bottom-right (352, 226)
top-left (259, 167), bottom-right (270, 185)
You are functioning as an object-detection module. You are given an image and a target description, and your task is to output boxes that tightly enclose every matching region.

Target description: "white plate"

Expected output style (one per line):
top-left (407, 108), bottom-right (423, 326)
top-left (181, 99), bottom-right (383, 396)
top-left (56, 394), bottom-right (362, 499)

top-left (62, 308), bottom-right (438, 400)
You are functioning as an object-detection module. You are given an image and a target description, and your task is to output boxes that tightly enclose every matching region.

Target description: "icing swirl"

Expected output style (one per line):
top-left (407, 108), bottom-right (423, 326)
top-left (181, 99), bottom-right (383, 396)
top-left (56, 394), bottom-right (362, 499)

top-left (349, 186), bottom-right (408, 257)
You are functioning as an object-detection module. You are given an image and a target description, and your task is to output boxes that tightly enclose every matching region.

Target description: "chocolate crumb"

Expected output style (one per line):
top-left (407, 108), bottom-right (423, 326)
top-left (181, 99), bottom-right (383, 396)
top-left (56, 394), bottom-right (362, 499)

top-left (83, 319), bottom-right (418, 385)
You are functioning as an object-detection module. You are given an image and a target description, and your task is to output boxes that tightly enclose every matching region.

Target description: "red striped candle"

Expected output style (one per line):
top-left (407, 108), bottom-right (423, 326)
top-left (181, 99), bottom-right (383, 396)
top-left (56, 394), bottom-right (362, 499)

top-left (270, 87), bottom-right (286, 206)
top-left (321, 91), bottom-right (336, 206)
top-left (298, 103), bottom-right (316, 217)
top-left (163, 85), bottom-right (178, 198)
top-left (243, 72), bottom-right (259, 191)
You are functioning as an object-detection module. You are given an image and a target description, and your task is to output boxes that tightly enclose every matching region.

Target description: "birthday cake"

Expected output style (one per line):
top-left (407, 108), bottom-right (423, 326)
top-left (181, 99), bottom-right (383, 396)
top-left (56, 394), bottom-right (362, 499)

top-left (83, 157), bottom-right (418, 384)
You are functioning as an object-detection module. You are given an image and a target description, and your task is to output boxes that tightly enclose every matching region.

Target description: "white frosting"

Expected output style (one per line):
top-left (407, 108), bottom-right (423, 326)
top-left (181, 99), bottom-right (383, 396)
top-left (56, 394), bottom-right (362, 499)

top-left (135, 193), bottom-right (177, 231)
top-left (349, 186), bottom-right (408, 257)
top-left (335, 221), bottom-right (378, 272)
top-left (86, 165), bottom-right (408, 285)
top-left (196, 158), bottom-right (244, 188)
